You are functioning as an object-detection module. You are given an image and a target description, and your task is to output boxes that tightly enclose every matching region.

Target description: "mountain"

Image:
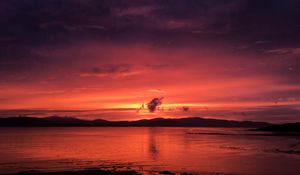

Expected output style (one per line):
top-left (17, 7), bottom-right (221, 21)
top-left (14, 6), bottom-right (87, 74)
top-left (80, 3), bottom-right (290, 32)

top-left (0, 116), bottom-right (92, 127)
top-left (0, 116), bottom-right (270, 128)
top-left (255, 123), bottom-right (300, 132)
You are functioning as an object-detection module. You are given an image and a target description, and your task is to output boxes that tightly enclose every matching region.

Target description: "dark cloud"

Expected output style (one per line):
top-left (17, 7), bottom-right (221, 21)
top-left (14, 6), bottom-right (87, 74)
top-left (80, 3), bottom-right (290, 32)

top-left (1, 0), bottom-right (299, 41)
top-left (0, 0), bottom-right (299, 55)
top-left (147, 97), bottom-right (163, 112)
top-left (182, 106), bottom-right (189, 112)
top-left (80, 64), bottom-right (138, 79)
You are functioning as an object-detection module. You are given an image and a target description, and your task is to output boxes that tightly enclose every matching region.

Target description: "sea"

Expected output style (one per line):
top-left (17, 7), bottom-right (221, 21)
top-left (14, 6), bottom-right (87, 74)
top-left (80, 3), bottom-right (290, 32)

top-left (0, 127), bottom-right (299, 175)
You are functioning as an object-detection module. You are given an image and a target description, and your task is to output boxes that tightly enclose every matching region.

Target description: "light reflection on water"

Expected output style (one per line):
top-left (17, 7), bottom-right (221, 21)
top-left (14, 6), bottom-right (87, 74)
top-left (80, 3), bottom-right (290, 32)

top-left (0, 127), bottom-right (299, 175)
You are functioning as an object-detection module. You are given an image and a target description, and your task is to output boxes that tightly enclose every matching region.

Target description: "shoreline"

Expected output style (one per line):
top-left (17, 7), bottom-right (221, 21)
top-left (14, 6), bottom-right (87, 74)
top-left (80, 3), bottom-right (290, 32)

top-left (0, 169), bottom-right (141, 175)
top-left (0, 169), bottom-right (235, 175)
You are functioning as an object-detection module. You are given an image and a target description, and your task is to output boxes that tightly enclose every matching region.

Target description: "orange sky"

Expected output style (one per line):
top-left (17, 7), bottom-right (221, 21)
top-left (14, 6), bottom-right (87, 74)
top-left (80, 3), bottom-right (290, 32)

top-left (0, 42), bottom-right (299, 123)
top-left (1, 0), bottom-right (300, 123)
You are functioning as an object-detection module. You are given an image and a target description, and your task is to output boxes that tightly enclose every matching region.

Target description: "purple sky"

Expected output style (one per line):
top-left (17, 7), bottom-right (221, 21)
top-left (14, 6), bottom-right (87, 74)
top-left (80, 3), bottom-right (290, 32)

top-left (0, 0), bottom-right (300, 122)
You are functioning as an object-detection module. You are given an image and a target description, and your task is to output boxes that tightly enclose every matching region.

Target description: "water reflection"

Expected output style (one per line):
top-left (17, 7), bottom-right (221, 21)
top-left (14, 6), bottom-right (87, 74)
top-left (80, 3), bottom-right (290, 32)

top-left (0, 127), bottom-right (300, 175)
top-left (148, 128), bottom-right (159, 161)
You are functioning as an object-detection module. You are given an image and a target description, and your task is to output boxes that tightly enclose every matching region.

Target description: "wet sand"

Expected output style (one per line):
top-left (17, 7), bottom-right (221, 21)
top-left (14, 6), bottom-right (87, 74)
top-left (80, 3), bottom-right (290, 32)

top-left (0, 168), bottom-right (235, 175)
top-left (0, 169), bottom-right (140, 175)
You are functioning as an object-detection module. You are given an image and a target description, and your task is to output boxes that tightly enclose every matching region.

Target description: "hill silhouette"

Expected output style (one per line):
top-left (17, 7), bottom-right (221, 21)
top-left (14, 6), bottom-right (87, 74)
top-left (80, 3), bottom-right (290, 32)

top-left (255, 123), bottom-right (300, 132)
top-left (0, 116), bottom-right (270, 128)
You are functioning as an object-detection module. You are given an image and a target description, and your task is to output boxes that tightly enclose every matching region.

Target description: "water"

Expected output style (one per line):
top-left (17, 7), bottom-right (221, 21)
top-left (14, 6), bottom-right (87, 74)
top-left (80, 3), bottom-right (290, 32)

top-left (0, 127), bottom-right (299, 175)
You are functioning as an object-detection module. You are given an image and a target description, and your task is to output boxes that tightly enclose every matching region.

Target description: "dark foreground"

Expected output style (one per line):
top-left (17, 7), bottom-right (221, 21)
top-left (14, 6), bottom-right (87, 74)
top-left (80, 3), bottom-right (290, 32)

top-left (1, 169), bottom-right (141, 175)
top-left (0, 169), bottom-right (216, 175)
top-left (254, 122), bottom-right (300, 133)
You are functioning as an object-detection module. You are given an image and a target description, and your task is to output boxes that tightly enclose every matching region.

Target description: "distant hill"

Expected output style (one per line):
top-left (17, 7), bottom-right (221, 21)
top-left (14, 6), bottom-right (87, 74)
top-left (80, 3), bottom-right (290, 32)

top-left (0, 116), bottom-right (270, 128)
top-left (255, 123), bottom-right (300, 132)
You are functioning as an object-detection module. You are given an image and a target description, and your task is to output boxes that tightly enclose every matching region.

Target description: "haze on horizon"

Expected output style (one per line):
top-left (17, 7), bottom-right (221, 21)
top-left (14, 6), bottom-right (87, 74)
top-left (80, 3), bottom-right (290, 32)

top-left (1, 0), bottom-right (300, 123)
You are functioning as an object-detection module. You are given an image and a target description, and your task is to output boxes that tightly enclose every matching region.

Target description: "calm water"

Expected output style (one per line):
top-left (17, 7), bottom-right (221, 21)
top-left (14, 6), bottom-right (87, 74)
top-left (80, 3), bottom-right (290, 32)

top-left (0, 127), bottom-right (300, 175)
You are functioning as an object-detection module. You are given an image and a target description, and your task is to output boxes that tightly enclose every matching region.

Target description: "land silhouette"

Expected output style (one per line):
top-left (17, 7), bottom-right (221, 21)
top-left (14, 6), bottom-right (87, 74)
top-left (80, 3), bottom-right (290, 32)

top-left (3, 116), bottom-right (300, 134)
top-left (0, 116), bottom-right (270, 128)
top-left (254, 123), bottom-right (300, 133)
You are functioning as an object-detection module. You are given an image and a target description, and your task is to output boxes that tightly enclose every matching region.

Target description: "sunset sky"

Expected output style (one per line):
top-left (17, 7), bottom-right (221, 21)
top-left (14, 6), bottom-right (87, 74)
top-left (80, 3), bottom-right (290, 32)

top-left (1, 0), bottom-right (300, 122)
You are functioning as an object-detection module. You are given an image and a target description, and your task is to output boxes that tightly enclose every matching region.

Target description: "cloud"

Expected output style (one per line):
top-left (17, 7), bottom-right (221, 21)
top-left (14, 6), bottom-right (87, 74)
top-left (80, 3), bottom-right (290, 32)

top-left (60, 24), bottom-right (107, 32)
top-left (113, 6), bottom-right (158, 17)
top-left (80, 65), bottom-right (140, 79)
top-left (265, 48), bottom-right (300, 55)
top-left (147, 97), bottom-right (163, 112)
top-left (148, 89), bottom-right (165, 93)
top-left (1, 0), bottom-right (300, 48)
top-left (239, 105), bottom-right (300, 122)
top-left (182, 106), bottom-right (190, 112)
top-left (146, 64), bottom-right (170, 70)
